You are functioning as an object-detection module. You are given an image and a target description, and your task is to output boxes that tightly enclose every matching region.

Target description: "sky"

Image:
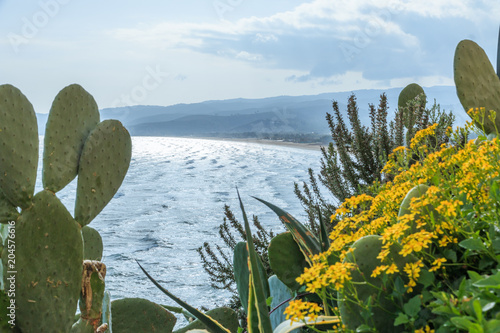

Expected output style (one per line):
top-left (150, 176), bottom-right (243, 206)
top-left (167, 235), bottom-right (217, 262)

top-left (1, 0), bottom-right (499, 113)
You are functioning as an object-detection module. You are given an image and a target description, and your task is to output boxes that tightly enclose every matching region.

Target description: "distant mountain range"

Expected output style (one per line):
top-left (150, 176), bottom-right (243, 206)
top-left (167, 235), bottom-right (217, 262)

top-left (36, 85), bottom-right (468, 140)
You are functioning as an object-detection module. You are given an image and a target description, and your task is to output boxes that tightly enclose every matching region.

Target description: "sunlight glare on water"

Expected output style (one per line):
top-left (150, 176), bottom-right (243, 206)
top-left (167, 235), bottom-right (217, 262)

top-left (35, 136), bottom-right (325, 312)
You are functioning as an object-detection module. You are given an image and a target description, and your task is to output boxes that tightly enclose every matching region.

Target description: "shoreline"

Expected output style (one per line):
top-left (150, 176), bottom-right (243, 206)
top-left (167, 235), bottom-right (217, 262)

top-left (176, 136), bottom-right (325, 151)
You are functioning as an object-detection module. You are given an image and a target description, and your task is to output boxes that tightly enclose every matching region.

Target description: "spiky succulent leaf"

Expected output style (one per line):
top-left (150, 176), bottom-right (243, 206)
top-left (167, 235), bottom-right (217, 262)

top-left (238, 192), bottom-right (273, 333)
top-left (174, 308), bottom-right (238, 333)
top-left (233, 241), bottom-right (269, 315)
top-left (137, 261), bottom-right (231, 333)
top-left (253, 197), bottom-right (321, 262)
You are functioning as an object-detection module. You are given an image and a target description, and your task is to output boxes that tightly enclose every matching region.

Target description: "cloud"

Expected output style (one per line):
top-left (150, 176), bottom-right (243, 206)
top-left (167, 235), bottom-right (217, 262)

top-left (108, 0), bottom-right (500, 85)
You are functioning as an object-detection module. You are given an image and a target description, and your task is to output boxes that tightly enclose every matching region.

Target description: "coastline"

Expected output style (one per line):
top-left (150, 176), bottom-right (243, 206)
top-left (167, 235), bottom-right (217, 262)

top-left (182, 136), bottom-right (325, 151)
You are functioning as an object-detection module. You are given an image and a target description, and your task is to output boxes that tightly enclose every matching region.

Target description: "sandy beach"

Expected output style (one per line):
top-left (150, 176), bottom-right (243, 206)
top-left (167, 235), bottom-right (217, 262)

top-left (184, 136), bottom-right (325, 151)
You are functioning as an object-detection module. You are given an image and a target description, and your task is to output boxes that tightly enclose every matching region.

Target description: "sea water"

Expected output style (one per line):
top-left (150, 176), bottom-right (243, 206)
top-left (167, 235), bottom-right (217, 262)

top-left (35, 137), bottom-right (324, 312)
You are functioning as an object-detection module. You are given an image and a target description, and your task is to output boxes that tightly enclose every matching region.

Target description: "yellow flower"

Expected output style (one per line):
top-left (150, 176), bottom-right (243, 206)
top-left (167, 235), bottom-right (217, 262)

top-left (284, 300), bottom-right (323, 324)
top-left (386, 263), bottom-right (399, 274)
top-left (429, 258), bottom-right (447, 272)
top-left (371, 265), bottom-right (388, 278)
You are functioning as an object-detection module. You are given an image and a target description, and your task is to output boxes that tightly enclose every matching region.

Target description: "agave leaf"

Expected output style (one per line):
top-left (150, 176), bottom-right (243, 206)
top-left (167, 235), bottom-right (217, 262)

top-left (136, 261), bottom-right (231, 333)
top-left (273, 316), bottom-right (341, 333)
top-left (238, 191), bottom-right (274, 333)
top-left (253, 197), bottom-right (321, 262)
top-left (317, 208), bottom-right (330, 252)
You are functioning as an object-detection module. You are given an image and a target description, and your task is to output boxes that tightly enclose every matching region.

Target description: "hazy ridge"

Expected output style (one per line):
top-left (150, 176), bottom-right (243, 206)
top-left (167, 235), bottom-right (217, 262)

top-left (36, 86), bottom-right (466, 139)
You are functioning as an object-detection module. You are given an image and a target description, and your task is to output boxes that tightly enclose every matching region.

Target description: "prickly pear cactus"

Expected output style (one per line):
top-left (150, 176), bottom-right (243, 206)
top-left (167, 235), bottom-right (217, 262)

top-left (398, 83), bottom-right (426, 110)
top-left (398, 83), bottom-right (426, 129)
top-left (75, 120), bottom-right (132, 226)
top-left (0, 83), bottom-right (132, 332)
top-left (11, 190), bottom-right (83, 333)
top-left (0, 191), bottom-right (18, 224)
top-left (173, 307), bottom-right (238, 333)
top-left (82, 226), bottom-right (104, 261)
top-left (338, 235), bottom-right (419, 332)
top-left (111, 298), bottom-right (177, 333)
top-left (454, 39), bottom-right (500, 134)
top-left (0, 84), bottom-right (38, 209)
top-left (43, 84), bottom-right (100, 192)
top-left (398, 184), bottom-right (429, 217)
top-left (268, 232), bottom-right (307, 291)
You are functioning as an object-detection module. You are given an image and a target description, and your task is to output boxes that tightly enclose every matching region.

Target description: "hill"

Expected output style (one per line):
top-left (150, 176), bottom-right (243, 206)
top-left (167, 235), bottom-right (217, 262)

top-left (36, 86), bottom-right (467, 142)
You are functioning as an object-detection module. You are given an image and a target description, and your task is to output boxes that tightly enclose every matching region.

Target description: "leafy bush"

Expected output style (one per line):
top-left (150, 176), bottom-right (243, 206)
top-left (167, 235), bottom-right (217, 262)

top-left (286, 113), bottom-right (500, 332)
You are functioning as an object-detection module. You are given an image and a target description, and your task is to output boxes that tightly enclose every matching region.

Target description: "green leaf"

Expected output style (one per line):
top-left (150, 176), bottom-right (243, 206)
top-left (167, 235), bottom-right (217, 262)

top-left (450, 316), bottom-right (483, 333)
top-left (238, 191), bottom-right (274, 333)
top-left (472, 300), bottom-right (483, 322)
top-left (403, 296), bottom-right (421, 318)
top-left (444, 249), bottom-right (457, 262)
top-left (394, 313), bottom-right (409, 326)
top-left (253, 197), bottom-right (321, 261)
top-left (355, 324), bottom-right (374, 332)
top-left (266, 297), bottom-right (273, 307)
top-left (467, 271), bottom-right (483, 283)
top-left (317, 207), bottom-right (330, 252)
top-left (418, 269), bottom-right (435, 288)
top-left (473, 271), bottom-right (500, 289)
top-left (136, 261), bottom-right (231, 333)
top-left (459, 238), bottom-right (487, 252)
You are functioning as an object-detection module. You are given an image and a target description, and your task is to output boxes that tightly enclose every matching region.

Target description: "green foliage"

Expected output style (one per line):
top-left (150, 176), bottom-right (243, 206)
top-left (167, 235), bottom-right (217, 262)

top-left (196, 204), bottom-right (274, 315)
top-left (338, 235), bottom-right (419, 332)
top-left (295, 88), bottom-right (455, 229)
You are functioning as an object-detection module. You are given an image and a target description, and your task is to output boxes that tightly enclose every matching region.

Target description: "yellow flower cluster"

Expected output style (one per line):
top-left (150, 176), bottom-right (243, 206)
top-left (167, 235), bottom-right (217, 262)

top-left (415, 325), bottom-right (435, 333)
top-left (296, 261), bottom-right (356, 293)
top-left (287, 120), bottom-right (500, 329)
top-left (323, 122), bottom-right (500, 292)
top-left (283, 299), bottom-right (323, 322)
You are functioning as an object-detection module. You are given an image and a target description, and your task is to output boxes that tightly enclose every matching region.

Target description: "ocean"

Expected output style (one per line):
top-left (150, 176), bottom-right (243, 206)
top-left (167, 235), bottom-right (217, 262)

top-left (35, 136), bottom-right (324, 314)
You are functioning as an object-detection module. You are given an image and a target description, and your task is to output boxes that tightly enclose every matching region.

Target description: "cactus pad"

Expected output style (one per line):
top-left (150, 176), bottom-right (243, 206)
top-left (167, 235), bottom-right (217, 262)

top-left (454, 39), bottom-right (500, 134)
top-left (75, 120), bottom-right (132, 226)
top-left (339, 235), bottom-right (418, 332)
top-left (398, 83), bottom-right (426, 109)
top-left (0, 84), bottom-right (38, 209)
top-left (43, 84), bottom-right (100, 192)
top-left (398, 184), bottom-right (429, 217)
top-left (12, 190), bottom-right (83, 333)
top-left (174, 307), bottom-right (239, 333)
top-left (111, 298), bottom-right (177, 333)
top-left (82, 226), bottom-right (104, 261)
top-left (79, 261), bottom-right (106, 324)
top-left (268, 232), bottom-right (308, 291)
top-left (0, 190), bottom-right (18, 224)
